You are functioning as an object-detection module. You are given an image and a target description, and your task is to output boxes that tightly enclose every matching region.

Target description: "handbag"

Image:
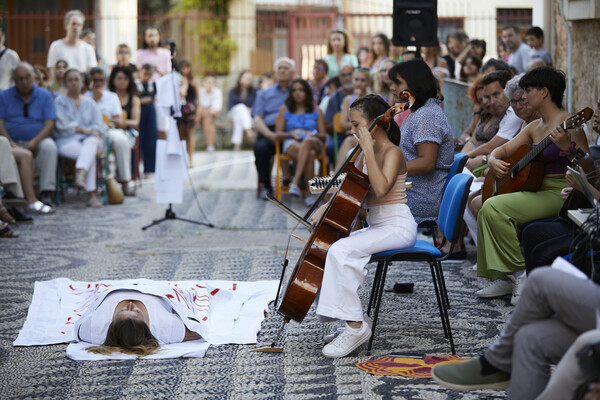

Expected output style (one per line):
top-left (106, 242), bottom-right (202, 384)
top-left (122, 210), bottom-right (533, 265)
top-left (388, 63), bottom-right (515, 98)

top-left (106, 175), bottom-right (124, 205)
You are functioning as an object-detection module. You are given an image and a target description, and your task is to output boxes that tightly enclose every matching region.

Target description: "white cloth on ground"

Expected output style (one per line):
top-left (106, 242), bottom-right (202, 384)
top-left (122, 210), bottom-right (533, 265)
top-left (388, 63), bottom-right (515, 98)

top-left (14, 278), bottom-right (278, 360)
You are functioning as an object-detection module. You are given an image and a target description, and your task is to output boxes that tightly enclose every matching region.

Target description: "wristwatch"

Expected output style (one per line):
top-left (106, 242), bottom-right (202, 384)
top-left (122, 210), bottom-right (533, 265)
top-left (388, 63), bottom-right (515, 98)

top-left (482, 155), bottom-right (488, 165)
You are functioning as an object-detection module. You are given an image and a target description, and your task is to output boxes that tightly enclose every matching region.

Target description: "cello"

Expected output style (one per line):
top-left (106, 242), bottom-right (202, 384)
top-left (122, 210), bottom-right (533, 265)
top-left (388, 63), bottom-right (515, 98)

top-left (276, 91), bottom-right (415, 322)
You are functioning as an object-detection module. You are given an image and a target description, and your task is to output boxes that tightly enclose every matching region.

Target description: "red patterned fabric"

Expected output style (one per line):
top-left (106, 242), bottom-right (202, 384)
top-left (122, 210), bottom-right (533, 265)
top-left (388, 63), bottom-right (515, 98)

top-left (356, 355), bottom-right (465, 378)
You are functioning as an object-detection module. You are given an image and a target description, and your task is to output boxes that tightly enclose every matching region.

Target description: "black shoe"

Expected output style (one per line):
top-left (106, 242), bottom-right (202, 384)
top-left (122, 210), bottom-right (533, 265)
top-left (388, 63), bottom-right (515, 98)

top-left (2, 191), bottom-right (28, 207)
top-left (39, 191), bottom-right (56, 207)
top-left (8, 207), bottom-right (33, 224)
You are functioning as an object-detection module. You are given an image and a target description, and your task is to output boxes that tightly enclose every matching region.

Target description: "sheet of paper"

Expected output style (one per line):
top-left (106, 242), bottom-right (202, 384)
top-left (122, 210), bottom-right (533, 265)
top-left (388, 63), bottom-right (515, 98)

top-left (550, 256), bottom-right (590, 280)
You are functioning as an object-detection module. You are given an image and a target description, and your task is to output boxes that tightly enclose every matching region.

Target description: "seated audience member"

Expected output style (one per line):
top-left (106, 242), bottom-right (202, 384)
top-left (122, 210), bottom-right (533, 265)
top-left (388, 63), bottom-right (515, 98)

top-left (324, 63), bottom-right (354, 164)
top-left (475, 67), bottom-right (592, 300)
top-left (0, 135), bottom-right (34, 223)
top-left (86, 67), bottom-right (134, 195)
top-left (323, 29), bottom-right (359, 78)
top-left (0, 63), bottom-right (58, 210)
top-left (228, 69), bottom-right (257, 151)
top-left (333, 67), bottom-right (372, 171)
top-left (48, 59), bottom-right (69, 97)
top-left (465, 71), bottom-right (522, 169)
top-left (113, 43), bottom-right (137, 77)
top-left (374, 59), bottom-right (397, 106)
top-left (47, 10), bottom-right (97, 75)
top-left (198, 74), bottom-right (223, 154)
top-left (369, 33), bottom-right (390, 77)
top-left (274, 78), bottom-right (327, 207)
top-left (480, 58), bottom-right (512, 76)
top-left (388, 59), bottom-right (454, 224)
top-left (54, 69), bottom-right (106, 208)
top-left (318, 76), bottom-right (341, 114)
top-left (32, 65), bottom-right (49, 89)
top-left (432, 268), bottom-right (600, 400)
top-left (458, 55), bottom-right (481, 84)
top-left (109, 65), bottom-right (140, 194)
top-left (252, 57), bottom-right (294, 198)
top-left (308, 59), bottom-right (328, 106)
top-left (136, 64), bottom-right (157, 175)
top-left (177, 59), bottom-right (201, 165)
top-left (78, 288), bottom-right (203, 356)
top-left (525, 26), bottom-right (553, 70)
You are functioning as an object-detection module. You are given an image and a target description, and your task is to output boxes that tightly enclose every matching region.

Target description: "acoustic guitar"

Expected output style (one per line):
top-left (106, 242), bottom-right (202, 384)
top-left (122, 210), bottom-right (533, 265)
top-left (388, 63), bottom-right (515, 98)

top-left (481, 107), bottom-right (594, 203)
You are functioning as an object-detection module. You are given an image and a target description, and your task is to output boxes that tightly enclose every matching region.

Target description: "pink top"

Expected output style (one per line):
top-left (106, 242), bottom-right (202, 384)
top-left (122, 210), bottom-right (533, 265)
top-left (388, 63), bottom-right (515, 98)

top-left (135, 48), bottom-right (172, 81)
top-left (357, 156), bottom-right (408, 207)
top-left (393, 109), bottom-right (411, 129)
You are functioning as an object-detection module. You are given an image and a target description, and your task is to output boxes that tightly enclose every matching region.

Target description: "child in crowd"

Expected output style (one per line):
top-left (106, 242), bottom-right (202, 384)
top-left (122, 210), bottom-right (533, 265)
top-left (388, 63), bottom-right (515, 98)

top-left (198, 74), bottom-right (223, 153)
top-left (136, 64), bottom-right (157, 175)
top-left (525, 26), bottom-right (552, 69)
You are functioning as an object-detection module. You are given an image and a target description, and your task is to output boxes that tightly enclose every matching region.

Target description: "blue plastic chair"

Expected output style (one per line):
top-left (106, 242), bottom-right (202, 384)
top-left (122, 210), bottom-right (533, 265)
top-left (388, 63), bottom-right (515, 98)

top-left (366, 173), bottom-right (473, 354)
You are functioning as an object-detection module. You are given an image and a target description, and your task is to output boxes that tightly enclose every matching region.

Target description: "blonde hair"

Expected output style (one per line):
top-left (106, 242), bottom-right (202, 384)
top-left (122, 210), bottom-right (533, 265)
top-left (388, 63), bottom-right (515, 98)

top-left (86, 318), bottom-right (160, 357)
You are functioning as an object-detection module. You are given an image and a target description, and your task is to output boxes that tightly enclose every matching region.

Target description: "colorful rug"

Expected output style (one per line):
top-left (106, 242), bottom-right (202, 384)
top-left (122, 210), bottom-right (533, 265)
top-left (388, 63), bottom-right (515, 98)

top-left (356, 354), bottom-right (465, 378)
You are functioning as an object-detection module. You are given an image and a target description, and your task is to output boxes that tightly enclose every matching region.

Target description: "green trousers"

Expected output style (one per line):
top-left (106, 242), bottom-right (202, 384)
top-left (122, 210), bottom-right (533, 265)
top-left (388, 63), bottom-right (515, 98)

top-left (476, 176), bottom-right (567, 280)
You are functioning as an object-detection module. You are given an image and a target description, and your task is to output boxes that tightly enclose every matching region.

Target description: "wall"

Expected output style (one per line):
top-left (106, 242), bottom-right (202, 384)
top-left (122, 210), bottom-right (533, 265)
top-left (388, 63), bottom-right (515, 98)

top-left (442, 79), bottom-right (471, 138)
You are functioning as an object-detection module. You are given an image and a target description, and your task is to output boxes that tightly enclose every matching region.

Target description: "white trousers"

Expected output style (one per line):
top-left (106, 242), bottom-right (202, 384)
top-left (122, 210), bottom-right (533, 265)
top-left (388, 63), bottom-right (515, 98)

top-left (0, 136), bottom-right (24, 197)
top-left (108, 129), bottom-right (131, 182)
top-left (316, 203), bottom-right (418, 322)
top-left (58, 136), bottom-right (100, 192)
top-left (228, 103), bottom-right (252, 145)
top-left (463, 205), bottom-right (478, 247)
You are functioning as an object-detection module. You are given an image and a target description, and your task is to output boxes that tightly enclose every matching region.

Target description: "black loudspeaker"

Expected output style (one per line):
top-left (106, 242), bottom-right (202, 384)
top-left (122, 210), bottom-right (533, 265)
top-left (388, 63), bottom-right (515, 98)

top-left (393, 0), bottom-right (438, 47)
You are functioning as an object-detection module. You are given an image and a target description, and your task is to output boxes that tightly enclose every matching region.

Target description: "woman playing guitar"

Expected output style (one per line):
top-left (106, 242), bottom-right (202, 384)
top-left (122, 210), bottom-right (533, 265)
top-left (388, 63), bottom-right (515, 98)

top-left (308, 94), bottom-right (417, 358)
top-left (476, 66), bottom-right (592, 300)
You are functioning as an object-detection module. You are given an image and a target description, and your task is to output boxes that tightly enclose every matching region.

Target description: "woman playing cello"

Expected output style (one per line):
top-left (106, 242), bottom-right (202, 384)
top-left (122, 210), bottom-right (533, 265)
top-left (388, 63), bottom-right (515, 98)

top-left (310, 94), bottom-right (417, 358)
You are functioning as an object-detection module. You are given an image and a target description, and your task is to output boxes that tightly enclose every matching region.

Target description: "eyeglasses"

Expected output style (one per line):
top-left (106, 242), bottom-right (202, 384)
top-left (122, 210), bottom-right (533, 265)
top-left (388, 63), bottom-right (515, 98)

top-left (510, 97), bottom-right (528, 107)
top-left (23, 103), bottom-right (29, 118)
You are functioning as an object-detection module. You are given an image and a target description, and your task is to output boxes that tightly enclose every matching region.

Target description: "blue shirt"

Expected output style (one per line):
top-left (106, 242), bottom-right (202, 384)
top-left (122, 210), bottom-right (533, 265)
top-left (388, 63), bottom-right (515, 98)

top-left (0, 85), bottom-right (56, 141)
top-left (227, 87), bottom-right (257, 111)
top-left (251, 83), bottom-right (289, 127)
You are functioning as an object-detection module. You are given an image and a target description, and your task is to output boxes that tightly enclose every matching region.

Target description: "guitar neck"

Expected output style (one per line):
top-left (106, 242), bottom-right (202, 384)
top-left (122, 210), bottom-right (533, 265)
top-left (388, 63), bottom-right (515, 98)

top-left (513, 134), bottom-right (553, 175)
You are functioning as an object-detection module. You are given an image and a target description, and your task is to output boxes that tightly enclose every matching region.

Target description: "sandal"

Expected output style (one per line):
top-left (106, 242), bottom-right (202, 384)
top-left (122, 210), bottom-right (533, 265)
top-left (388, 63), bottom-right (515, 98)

top-left (0, 222), bottom-right (19, 238)
top-left (87, 197), bottom-right (102, 208)
top-left (0, 205), bottom-right (16, 224)
top-left (28, 200), bottom-right (56, 214)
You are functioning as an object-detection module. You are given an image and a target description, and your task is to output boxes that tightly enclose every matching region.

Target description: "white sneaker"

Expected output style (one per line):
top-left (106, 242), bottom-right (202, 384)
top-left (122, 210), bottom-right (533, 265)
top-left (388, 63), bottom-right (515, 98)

top-left (288, 183), bottom-right (301, 197)
top-left (304, 195), bottom-right (316, 207)
top-left (475, 279), bottom-right (513, 298)
top-left (206, 145), bottom-right (216, 152)
top-left (322, 321), bottom-right (372, 358)
top-left (508, 273), bottom-right (527, 306)
top-left (323, 320), bottom-right (345, 344)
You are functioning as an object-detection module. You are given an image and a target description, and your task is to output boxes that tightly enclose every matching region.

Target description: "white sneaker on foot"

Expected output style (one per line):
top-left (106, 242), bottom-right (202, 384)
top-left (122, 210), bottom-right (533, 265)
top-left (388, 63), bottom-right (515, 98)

top-left (323, 320), bottom-right (345, 344)
top-left (289, 183), bottom-right (301, 197)
top-left (322, 321), bottom-right (372, 358)
top-left (508, 273), bottom-right (526, 306)
top-left (475, 279), bottom-right (513, 298)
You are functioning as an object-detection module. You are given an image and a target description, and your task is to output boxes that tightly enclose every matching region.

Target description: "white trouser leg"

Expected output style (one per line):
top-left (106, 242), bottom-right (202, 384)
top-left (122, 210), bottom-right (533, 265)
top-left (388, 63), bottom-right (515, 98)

top-left (316, 204), bottom-right (417, 322)
top-left (109, 129), bottom-right (132, 182)
top-left (33, 137), bottom-right (58, 192)
top-left (463, 206), bottom-right (478, 247)
top-left (58, 136), bottom-right (99, 191)
top-left (228, 104), bottom-right (252, 145)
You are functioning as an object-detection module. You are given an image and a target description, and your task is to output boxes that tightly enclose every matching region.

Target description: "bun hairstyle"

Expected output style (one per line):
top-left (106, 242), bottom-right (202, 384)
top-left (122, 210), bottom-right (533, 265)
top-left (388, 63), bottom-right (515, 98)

top-left (350, 94), bottom-right (401, 146)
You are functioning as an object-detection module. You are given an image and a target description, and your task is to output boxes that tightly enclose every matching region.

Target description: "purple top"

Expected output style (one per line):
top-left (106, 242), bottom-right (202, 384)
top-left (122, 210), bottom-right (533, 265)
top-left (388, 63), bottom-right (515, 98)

top-left (533, 142), bottom-right (570, 175)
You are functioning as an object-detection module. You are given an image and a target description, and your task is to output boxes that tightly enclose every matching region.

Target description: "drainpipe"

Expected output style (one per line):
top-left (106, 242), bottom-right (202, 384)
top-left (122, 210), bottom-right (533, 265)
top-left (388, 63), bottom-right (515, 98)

top-left (558, 0), bottom-right (573, 112)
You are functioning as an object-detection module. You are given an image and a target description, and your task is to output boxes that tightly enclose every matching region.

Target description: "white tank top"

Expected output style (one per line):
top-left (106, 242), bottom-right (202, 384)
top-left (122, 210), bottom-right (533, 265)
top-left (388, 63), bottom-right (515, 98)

top-left (78, 290), bottom-right (186, 345)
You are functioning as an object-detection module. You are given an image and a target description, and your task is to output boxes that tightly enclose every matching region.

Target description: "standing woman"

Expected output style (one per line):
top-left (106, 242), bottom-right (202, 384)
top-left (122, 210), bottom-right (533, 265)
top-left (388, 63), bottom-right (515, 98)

top-left (109, 66), bottom-right (141, 195)
top-left (476, 66), bottom-right (592, 297)
top-left (54, 69), bottom-right (106, 207)
top-left (310, 94), bottom-right (417, 358)
top-left (136, 64), bottom-right (158, 175)
top-left (113, 44), bottom-right (137, 77)
top-left (274, 79), bottom-right (327, 207)
top-left (228, 70), bottom-right (257, 151)
top-left (48, 59), bottom-right (69, 97)
top-left (323, 30), bottom-right (359, 78)
top-left (369, 33), bottom-right (390, 77)
top-left (177, 59), bottom-right (201, 165)
top-left (388, 59), bottom-right (454, 224)
top-left (333, 67), bottom-right (372, 171)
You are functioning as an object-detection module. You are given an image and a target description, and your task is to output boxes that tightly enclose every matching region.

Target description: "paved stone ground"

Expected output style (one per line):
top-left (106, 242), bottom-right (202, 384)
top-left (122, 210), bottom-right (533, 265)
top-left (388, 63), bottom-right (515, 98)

top-left (0, 151), bottom-right (511, 399)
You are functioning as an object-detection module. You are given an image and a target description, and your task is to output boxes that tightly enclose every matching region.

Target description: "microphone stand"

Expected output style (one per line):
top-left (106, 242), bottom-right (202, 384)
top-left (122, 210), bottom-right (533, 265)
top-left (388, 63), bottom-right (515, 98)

top-left (142, 40), bottom-right (214, 231)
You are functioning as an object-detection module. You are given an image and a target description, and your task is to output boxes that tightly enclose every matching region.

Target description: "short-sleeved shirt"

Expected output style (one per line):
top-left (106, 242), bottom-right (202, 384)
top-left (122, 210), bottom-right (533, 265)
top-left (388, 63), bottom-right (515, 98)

top-left (0, 85), bottom-right (57, 141)
top-left (77, 290), bottom-right (186, 345)
top-left (527, 48), bottom-right (552, 68)
top-left (84, 90), bottom-right (122, 118)
top-left (507, 43), bottom-right (532, 74)
top-left (46, 39), bottom-right (97, 72)
top-left (495, 106), bottom-right (524, 140)
top-left (135, 48), bottom-right (172, 82)
top-left (400, 98), bottom-right (454, 223)
top-left (199, 86), bottom-right (223, 112)
top-left (0, 48), bottom-right (20, 91)
top-left (251, 83), bottom-right (289, 128)
top-left (322, 53), bottom-right (359, 77)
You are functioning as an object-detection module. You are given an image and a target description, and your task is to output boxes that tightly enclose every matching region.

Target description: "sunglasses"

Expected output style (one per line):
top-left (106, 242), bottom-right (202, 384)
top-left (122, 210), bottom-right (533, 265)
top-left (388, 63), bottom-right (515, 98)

top-left (23, 103), bottom-right (29, 118)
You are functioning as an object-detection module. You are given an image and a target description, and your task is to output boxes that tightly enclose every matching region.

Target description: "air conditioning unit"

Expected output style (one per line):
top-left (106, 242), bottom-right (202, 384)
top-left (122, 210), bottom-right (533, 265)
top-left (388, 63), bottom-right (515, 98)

top-left (566, 0), bottom-right (600, 20)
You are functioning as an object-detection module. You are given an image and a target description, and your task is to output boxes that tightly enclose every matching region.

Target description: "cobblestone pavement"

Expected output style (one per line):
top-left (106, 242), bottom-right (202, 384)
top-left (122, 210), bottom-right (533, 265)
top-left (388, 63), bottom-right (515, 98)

top-left (0, 151), bottom-right (509, 399)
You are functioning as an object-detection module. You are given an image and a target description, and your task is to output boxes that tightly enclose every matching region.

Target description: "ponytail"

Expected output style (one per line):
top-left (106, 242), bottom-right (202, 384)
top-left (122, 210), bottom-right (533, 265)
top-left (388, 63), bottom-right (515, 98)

top-left (350, 94), bottom-right (401, 145)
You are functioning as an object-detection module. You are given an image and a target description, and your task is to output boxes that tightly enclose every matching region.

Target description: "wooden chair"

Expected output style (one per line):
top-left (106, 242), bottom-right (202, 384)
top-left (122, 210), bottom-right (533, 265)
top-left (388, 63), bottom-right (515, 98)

top-left (274, 139), bottom-right (328, 201)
